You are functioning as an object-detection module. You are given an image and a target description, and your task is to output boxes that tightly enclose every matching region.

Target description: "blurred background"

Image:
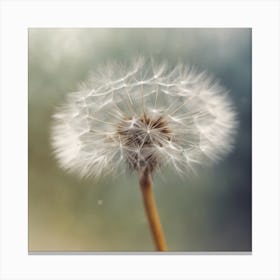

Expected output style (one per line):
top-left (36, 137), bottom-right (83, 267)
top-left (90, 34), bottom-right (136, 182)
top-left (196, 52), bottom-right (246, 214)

top-left (28, 28), bottom-right (251, 252)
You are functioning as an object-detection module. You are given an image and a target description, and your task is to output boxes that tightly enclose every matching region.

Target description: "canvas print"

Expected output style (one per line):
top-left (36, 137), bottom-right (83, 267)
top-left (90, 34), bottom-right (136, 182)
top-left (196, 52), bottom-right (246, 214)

top-left (28, 28), bottom-right (252, 252)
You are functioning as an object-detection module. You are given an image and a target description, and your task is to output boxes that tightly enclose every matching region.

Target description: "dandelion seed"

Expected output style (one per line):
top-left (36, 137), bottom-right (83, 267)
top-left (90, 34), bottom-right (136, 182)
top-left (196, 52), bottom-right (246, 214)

top-left (51, 59), bottom-right (237, 251)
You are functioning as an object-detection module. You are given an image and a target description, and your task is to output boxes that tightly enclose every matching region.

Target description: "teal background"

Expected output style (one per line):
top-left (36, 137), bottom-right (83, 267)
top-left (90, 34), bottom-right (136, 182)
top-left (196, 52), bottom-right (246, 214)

top-left (28, 28), bottom-right (252, 252)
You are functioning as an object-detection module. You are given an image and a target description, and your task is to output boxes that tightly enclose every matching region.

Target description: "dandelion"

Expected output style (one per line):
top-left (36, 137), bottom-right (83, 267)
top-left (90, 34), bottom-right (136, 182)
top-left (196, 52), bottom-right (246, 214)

top-left (51, 58), bottom-right (237, 251)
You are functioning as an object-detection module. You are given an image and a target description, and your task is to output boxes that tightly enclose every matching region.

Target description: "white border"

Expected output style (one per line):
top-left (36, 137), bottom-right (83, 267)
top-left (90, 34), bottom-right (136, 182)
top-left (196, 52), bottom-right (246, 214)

top-left (1, 1), bottom-right (279, 280)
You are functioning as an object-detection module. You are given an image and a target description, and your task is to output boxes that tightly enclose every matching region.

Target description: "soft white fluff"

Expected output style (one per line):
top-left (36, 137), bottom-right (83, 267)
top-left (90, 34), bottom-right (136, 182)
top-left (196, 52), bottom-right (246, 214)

top-left (51, 59), bottom-right (238, 178)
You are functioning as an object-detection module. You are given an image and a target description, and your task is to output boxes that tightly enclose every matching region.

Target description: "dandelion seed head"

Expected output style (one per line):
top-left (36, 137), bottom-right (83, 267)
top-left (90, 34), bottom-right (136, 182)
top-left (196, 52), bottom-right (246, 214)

top-left (51, 59), bottom-right (238, 178)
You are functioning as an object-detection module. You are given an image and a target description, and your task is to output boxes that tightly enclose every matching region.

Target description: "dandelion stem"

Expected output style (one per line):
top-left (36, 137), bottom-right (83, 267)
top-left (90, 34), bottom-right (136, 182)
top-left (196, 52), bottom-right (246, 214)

top-left (139, 168), bottom-right (167, 251)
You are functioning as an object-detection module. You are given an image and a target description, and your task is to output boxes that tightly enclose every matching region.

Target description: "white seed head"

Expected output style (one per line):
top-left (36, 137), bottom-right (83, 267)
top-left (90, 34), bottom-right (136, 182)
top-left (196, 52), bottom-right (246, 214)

top-left (51, 59), bottom-right (238, 178)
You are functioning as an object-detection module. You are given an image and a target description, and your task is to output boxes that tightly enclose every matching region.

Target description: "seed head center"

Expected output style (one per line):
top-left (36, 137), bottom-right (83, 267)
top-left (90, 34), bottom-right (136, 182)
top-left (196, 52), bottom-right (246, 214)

top-left (116, 114), bottom-right (172, 172)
